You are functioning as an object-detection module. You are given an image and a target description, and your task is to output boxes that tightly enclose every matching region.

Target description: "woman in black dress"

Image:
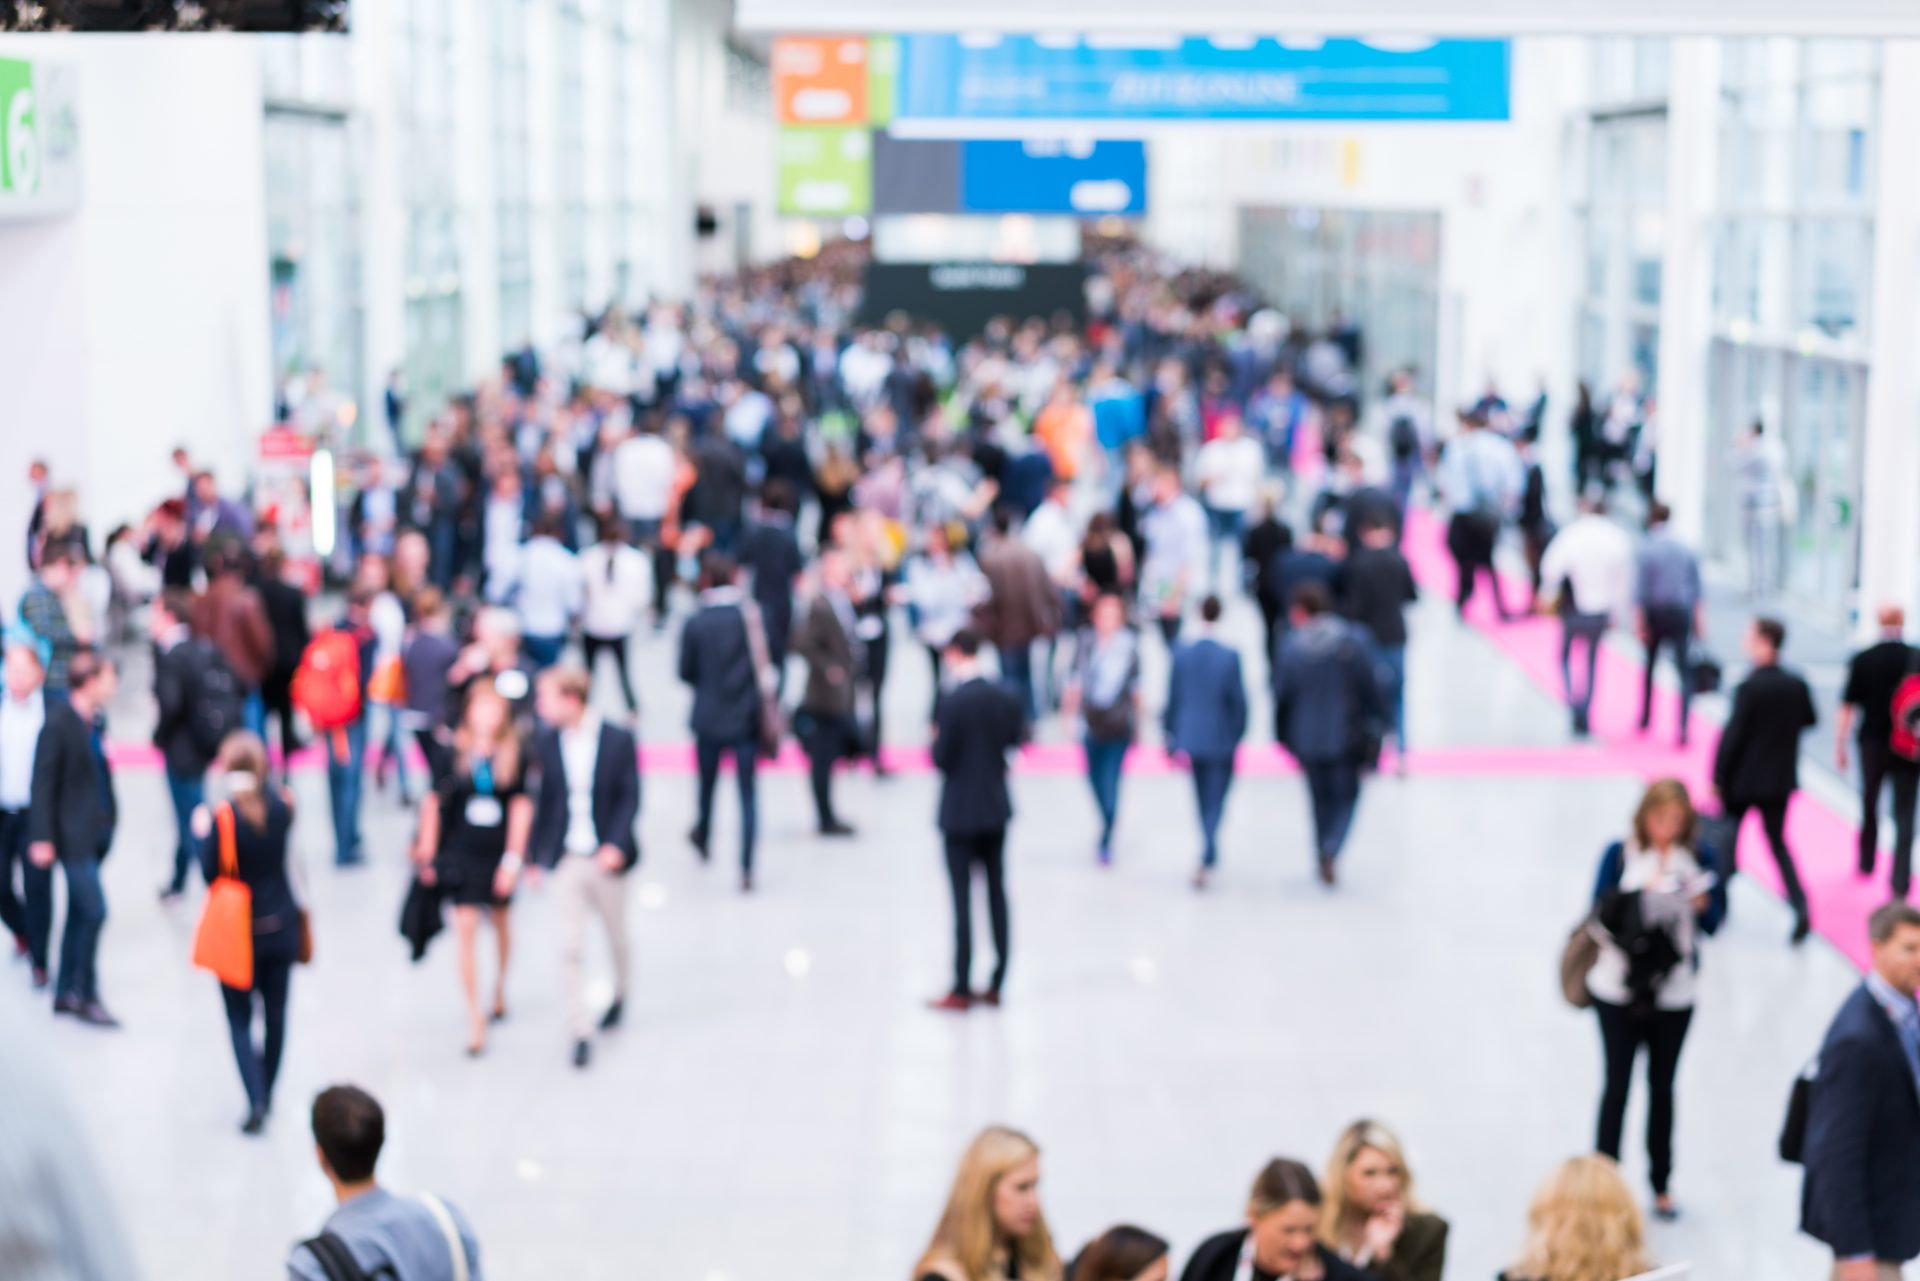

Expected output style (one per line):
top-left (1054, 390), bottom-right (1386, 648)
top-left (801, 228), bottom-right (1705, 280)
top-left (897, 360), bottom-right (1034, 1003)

top-left (195, 733), bottom-right (304, 1135)
top-left (411, 681), bottom-right (532, 1057)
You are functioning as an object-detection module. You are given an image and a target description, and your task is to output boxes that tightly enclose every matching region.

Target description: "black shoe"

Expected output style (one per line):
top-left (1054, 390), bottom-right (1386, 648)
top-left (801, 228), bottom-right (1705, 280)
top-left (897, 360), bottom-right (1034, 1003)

top-left (599, 999), bottom-right (623, 1031)
top-left (572, 1039), bottom-right (591, 1069)
top-left (159, 883), bottom-right (185, 902)
top-left (70, 1000), bottom-right (120, 1029)
top-left (818, 821), bottom-right (855, 837)
top-left (1791, 914), bottom-right (1813, 946)
top-left (241, 1107), bottom-right (267, 1137)
top-left (53, 994), bottom-right (82, 1017)
top-left (689, 828), bottom-right (710, 862)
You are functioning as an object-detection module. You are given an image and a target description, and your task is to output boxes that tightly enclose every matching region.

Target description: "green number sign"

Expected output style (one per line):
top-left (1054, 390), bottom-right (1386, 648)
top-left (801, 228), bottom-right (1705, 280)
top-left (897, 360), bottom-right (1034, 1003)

top-left (0, 58), bottom-right (37, 194)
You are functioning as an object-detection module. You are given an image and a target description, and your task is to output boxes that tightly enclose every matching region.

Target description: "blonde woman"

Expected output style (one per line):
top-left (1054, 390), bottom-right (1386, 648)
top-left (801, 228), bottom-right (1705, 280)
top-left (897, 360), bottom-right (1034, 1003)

top-left (1499, 1156), bottom-right (1651, 1281)
top-left (1180, 1159), bottom-right (1373, 1281)
top-left (412, 682), bottom-right (533, 1057)
top-left (1319, 1120), bottom-right (1448, 1281)
top-left (913, 1126), bottom-right (1063, 1281)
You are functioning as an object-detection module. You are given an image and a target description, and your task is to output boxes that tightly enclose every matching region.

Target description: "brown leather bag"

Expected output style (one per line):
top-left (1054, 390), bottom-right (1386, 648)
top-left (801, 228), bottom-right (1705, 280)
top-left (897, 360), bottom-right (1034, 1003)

top-left (1559, 915), bottom-right (1602, 1009)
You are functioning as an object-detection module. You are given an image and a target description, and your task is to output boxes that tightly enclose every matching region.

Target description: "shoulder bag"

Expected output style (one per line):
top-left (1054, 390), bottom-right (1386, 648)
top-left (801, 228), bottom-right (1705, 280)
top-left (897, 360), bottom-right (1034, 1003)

top-left (192, 803), bottom-right (254, 990)
top-left (1559, 913), bottom-right (1603, 1010)
top-left (1778, 1055), bottom-right (1819, 1164)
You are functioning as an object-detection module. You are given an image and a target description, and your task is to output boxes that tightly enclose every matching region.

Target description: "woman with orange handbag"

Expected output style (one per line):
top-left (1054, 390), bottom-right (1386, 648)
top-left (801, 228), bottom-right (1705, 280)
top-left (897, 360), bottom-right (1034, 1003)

top-left (192, 732), bottom-right (305, 1137)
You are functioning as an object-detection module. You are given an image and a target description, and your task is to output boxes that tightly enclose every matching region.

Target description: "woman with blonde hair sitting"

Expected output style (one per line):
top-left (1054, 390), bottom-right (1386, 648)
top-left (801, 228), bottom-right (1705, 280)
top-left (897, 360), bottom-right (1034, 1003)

top-left (1499, 1155), bottom-right (1652, 1281)
top-left (1318, 1120), bottom-right (1448, 1281)
top-left (913, 1125), bottom-right (1063, 1281)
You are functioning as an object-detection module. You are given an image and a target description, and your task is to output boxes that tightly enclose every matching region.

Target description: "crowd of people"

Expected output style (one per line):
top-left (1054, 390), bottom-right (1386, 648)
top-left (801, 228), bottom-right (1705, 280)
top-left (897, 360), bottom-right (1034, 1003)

top-left (3, 239), bottom-right (1918, 1281)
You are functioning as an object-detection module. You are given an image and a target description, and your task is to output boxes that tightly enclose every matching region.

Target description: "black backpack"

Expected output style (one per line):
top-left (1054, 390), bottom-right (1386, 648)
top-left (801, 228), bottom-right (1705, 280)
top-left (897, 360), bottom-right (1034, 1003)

top-left (1389, 414), bottom-right (1420, 461)
top-left (301, 1234), bottom-right (397, 1281)
top-left (188, 642), bottom-right (247, 759)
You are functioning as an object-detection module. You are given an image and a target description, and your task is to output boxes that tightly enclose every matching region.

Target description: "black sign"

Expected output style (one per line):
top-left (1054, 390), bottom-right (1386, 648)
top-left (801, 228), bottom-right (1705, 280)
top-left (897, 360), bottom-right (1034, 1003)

top-left (860, 262), bottom-right (1087, 339)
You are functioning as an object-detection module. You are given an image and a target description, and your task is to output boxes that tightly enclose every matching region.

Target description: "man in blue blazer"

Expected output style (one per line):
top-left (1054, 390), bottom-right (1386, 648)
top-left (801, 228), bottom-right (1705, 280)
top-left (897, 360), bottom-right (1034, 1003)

top-left (1163, 596), bottom-right (1248, 890)
top-left (1802, 901), bottom-right (1920, 1280)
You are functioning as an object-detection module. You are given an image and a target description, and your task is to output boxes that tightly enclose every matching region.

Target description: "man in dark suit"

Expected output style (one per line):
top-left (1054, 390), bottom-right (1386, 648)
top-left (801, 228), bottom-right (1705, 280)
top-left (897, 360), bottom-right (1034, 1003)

top-left (28, 648), bottom-right (118, 1027)
top-left (792, 549), bottom-right (860, 837)
top-left (736, 479), bottom-right (806, 690)
top-left (250, 534), bottom-right (311, 769)
top-left (150, 590), bottom-right (225, 899)
top-left (528, 667), bottom-right (640, 1070)
top-left (1801, 902), bottom-right (1920, 1280)
top-left (677, 552), bottom-right (763, 891)
top-left (1713, 615), bottom-right (1819, 943)
top-left (1276, 582), bottom-right (1386, 886)
top-left (929, 629), bottom-right (1025, 1012)
top-left (1164, 596), bottom-right (1249, 890)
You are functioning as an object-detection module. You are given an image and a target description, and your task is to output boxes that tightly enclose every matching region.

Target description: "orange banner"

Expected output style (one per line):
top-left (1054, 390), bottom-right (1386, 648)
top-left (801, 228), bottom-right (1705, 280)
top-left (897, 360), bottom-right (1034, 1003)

top-left (773, 35), bottom-right (868, 126)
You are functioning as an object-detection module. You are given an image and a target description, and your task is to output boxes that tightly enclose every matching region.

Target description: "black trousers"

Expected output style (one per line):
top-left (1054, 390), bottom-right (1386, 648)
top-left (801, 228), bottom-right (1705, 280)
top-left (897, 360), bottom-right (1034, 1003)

top-left (1640, 605), bottom-right (1693, 742)
top-left (1446, 512), bottom-right (1511, 619)
top-left (221, 950), bottom-right (293, 1113)
top-left (1595, 1000), bottom-right (1692, 1195)
top-left (943, 829), bottom-right (1009, 998)
top-left (1858, 738), bottom-right (1920, 896)
top-left (582, 634), bottom-right (636, 711)
top-left (0, 809), bottom-right (27, 949)
top-left (261, 672), bottom-right (301, 766)
top-left (801, 712), bottom-right (855, 828)
top-left (1724, 796), bottom-right (1809, 919)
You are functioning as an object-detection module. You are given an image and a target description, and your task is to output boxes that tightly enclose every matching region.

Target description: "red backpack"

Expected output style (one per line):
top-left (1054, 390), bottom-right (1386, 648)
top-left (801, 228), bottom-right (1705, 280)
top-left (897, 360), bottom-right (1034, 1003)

top-left (292, 629), bottom-right (364, 736)
top-left (1892, 649), bottom-right (1920, 762)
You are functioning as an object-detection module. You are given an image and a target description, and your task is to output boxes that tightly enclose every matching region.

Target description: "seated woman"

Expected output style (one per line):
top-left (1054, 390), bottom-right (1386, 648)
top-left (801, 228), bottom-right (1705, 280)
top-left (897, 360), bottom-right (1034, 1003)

top-left (1318, 1120), bottom-right (1448, 1281)
top-left (1180, 1158), bottom-right (1377, 1281)
top-left (913, 1126), bottom-right (1063, 1281)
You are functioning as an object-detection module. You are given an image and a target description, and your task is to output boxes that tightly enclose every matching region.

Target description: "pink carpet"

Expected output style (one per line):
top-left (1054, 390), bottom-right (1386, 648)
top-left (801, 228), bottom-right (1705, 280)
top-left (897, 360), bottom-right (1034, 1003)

top-left (1400, 506), bottom-right (1878, 970)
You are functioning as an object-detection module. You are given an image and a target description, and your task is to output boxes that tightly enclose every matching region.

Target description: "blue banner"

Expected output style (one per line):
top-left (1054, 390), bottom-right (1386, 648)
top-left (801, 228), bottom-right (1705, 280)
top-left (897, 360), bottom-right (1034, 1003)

top-left (895, 36), bottom-right (1510, 125)
top-left (960, 140), bottom-right (1147, 215)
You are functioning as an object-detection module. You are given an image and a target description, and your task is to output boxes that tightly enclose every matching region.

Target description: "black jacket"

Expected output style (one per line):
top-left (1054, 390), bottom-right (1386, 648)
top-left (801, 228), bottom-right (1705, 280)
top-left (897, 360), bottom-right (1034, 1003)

top-left (737, 519), bottom-right (804, 643)
top-left (153, 637), bottom-right (220, 777)
top-left (932, 676), bottom-right (1024, 836)
top-left (1801, 982), bottom-right (1920, 1262)
top-left (1179, 1230), bottom-right (1378, 1281)
top-left (1713, 664), bottom-right (1817, 802)
top-left (528, 721), bottom-right (641, 872)
top-left (29, 699), bottom-right (112, 862)
top-left (252, 571), bottom-right (312, 683)
top-left (678, 598), bottom-right (760, 742)
top-left (1342, 546), bottom-right (1417, 650)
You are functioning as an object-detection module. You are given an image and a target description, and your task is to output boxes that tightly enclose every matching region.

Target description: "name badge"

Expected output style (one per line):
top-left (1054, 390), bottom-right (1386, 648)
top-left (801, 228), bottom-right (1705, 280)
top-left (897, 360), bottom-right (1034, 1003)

top-left (465, 796), bottom-right (504, 828)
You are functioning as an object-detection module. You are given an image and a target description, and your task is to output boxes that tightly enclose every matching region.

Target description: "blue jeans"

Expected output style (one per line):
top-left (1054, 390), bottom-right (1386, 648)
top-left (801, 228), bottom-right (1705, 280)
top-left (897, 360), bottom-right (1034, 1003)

top-left (56, 855), bottom-right (106, 1004)
top-left (1190, 755), bottom-right (1237, 868)
top-left (242, 690), bottom-right (266, 740)
top-left (999, 643), bottom-right (1037, 722)
top-left (1084, 738), bottom-right (1128, 848)
top-left (522, 634), bottom-right (565, 671)
top-left (1560, 613), bottom-right (1608, 723)
top-left (166, 771), bottom-right (206, 892)
top-left (326, 720), bottom-right (369, 866)
top-left (1390, 457), bottom-right (1420, 520)
top-left (1373, 644), bottom-right (1407, 756)
top-left (1205, 506), bottom-right (1246, 590)
top-left (695, 735), bottom-right (759, 875)
top-left (376, 703), bottom-right (413, 800)
top-left (1303, 760), bottom-right (1362, 860)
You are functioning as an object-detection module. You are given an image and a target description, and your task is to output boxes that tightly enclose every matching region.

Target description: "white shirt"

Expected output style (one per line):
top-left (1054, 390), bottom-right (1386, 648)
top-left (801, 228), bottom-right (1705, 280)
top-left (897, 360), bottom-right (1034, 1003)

top-left (515, 538), bottom-right (585, 637)
top-left (1021, 500), bottom-right (1081, 583)
top-left (559, 713), bottom-right (603, 855)
top-left (1139, 493), bottom-right (1209, 609)
top-left (724, 390), bottom-right (776, 448)
top-left (580, 542), bottom-right (652, 639)
top-left (612, 434), bottom-right (676, 521)
top-left (1586, 841), bottom-right (1709, 1010)
top-left (369, 591), bottom-right (407, 664)
top-left (0, 690), bottom-right (45, 810)
top-left (1539, 514), bottom-right (1637, 621)
top-left (1195, 436), bottom-right (1267, 513)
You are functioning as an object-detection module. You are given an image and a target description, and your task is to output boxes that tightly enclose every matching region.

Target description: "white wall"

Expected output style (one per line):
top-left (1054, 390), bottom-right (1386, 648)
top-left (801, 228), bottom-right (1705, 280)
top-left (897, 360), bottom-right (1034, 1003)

top-left (674, 0), bottom-right (777, 282)
top-left (0, 36), bottom-right (273, 538)
top-left (1144, 37), bottom-right (1587, 429)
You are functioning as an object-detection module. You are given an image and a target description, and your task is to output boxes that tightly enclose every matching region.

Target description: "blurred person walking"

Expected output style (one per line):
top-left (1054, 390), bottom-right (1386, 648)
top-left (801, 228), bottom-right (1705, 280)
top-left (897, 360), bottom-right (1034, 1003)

top-left (1837, 606), bottom-right (1920, 899)
top-left (1341, 523), bottom-right (1417, 770)
top-left (975, 509), bottom-right (1061, 724)
top-left (793, 549), bottom-right (862, 837)
top-left (1633, 502), bottom-right (1703, 747)
top-left (1438, 410), bottom-right (1520, 622)
top-left (1062, 593), bottom-right (1140, 867)
top-left (191, 539), bottom-right (275, 738)
top-left (1274, 583), bottom-right (1385, 885)
top-left (1539, 493), bottom-right (1635, 738)
top-left (579, 514), bottom-right (652, 715)
top-left (679, 553), bottom-right (765, 891)
top-left (151, 588), bottom-right (243, 899)
top-left (1163, 595), bottom-right (1248, 890)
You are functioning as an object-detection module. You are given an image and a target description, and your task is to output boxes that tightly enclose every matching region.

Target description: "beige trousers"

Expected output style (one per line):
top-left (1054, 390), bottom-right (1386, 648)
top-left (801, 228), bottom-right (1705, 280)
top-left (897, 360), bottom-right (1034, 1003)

top-left (553, 854), bottom-right (630, 1040)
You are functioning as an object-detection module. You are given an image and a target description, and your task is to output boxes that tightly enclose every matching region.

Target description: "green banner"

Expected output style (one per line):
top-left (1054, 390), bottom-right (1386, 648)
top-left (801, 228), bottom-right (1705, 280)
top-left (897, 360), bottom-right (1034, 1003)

top-left (0, 57), bottom-right (37, 194)
top-left (866, 35), bottom-right (896, 128)
top-left (777, 125), bottom-right (872, 217)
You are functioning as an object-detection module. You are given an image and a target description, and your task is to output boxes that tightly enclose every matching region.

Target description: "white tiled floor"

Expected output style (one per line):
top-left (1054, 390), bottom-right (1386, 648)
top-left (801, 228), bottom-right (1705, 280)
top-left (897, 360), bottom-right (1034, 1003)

top-left (19, 593), bottom-right (1868, 1280)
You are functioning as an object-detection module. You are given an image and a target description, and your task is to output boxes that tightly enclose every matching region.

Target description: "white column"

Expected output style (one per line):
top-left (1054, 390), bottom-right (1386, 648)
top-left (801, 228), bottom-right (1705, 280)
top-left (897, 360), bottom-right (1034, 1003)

top-left (524, 0), bottom-right (562, 342)
top-left (1652, 37), bottom-right (1720, 546)
top-left (1855, 40), bottom-right (1920, 634)
top-left (354, 2), bottom-right (408, 440)
top-left (453, 0), bottom-right (501, 384)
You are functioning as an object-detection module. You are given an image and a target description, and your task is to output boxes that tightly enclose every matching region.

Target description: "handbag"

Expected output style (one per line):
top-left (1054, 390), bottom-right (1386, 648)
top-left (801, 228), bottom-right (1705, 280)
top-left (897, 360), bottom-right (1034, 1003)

top-left (1779, 1056), bottom-right (1819, 1163)
top-left (1689, 644), bottom-right (1723, 696)
top-left (191, 803), bottom-right (254, 990)
top-left (740, 598), bottom-right (786, 757)
top-left (1559, 913), bottom-right (1602, 1009)
top-left (367, 655), bottom-right (407, 706)
top-left (297, 908), bottom-right (315, 965)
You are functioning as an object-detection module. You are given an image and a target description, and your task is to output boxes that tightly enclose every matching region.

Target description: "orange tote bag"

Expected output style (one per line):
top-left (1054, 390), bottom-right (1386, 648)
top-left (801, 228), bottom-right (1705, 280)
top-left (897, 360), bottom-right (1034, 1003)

top-left (191, 804), bottom-right (254, 990)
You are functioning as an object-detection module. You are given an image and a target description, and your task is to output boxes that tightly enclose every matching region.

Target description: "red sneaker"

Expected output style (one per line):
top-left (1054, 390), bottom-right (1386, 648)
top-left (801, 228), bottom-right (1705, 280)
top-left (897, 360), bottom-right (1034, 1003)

top-left (926, 993), bottom-right (972, 1013)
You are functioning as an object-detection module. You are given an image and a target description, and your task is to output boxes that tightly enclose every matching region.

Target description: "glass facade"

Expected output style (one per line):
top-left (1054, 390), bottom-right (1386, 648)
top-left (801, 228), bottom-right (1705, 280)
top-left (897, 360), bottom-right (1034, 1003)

top-left (1575, 41), bottom-right (1668, 398)
top-left (493, 0), bottom-right (535, 348)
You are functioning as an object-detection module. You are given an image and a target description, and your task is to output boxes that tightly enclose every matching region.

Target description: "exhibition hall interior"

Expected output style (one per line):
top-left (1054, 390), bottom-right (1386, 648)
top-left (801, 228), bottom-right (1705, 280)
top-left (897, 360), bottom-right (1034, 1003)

top-left (4, 2), bottom-right (1920, 1280)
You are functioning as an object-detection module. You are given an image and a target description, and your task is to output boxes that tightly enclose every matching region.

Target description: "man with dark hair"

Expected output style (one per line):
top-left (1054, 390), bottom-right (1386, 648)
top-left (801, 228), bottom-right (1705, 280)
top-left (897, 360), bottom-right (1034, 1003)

top-left (1164, 595), bottom-right (1248, 891)
top-left (18, 544), bottom-right (89, 698)
top-left (1635, 500), bottom-right (1704, 746)
top-left (1714, 615), bottom-right (1818, 942)
top-left (1276, 581), bottom-right (1386, 886)
top-left (192, 537), bottom-right (275, 737)
top-left (1800, 903), bottom-right (1920, 1281)
top-left (288, 1085), bottom-right (483, 1280)
top-left (151, 588), bottom-right (239, 899)
top-left (737, 478), bottom-right (805, 684)
top-left (792, 548), bottom-right (861, 837)
top-left (678, 552), bottom-right (764, 891)
top-left (28, 647), bottom-right (118, 1025)
top-left (975, 506), bottom-right (1061, 722)
top-left (928, 628), bottom-right (1025, 1012)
